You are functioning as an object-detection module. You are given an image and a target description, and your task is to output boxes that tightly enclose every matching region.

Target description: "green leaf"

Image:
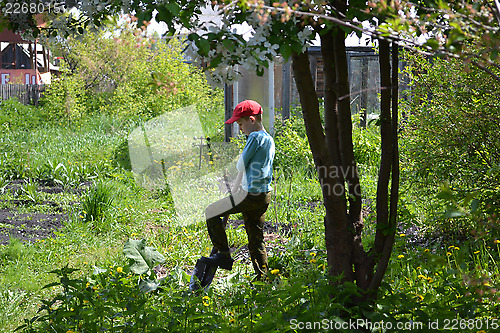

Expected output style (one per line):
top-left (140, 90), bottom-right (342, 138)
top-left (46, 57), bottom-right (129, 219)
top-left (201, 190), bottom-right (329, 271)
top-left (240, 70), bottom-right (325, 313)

top-left (123, 239), bottom-right (165, 275)
top-left (423, 39), bottom-right (440, 51)
top-left (197, 38), bottom-right (211, 56)
top-left (280, 43), bottom-right (292, 61)
top-left (156, 5), bottom-right (173, 23)
top-left (138, 278), bottom-right (161, 293)
top-left (222, 39), bottom-right (235, 52)
top-left (165, 2), bottom-right (181, 16)
top-left (444, 208), bottom-right (465, 218)
top-left (210, 53), bottom-right (223, 68)
top-left (470, 199), bottom-right (479, 213)
top-left (437, 184), bottom-right (454, 201)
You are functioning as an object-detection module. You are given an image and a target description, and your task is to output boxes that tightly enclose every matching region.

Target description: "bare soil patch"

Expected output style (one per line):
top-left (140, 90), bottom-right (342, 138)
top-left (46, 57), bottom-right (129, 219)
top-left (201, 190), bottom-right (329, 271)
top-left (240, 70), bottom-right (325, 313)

top-left (0, 180), bottom-right (88, 246)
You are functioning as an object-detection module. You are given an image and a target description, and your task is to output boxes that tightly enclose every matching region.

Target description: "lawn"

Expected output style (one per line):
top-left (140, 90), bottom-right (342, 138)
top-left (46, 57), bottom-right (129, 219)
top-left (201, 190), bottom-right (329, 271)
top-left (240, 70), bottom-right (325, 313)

top-left (0, 103), bottom-right (498, 332)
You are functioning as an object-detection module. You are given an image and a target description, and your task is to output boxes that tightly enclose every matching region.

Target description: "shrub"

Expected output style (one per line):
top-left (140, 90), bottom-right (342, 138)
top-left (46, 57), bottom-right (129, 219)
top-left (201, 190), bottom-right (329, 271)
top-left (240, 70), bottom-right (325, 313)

top-left (42, 23), bottom-right (224, 127)
top-left (400, 49), bottom-right (500, 233)
top-left (0, 99), bottom-right (44, 130)
top-left (273, 115), bottom-right (314, 176)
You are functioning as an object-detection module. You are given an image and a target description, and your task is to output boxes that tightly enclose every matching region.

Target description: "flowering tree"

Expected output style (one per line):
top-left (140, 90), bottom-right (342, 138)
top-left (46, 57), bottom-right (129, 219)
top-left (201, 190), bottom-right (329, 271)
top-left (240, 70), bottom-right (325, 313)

top-left (2, 0), bottom-right (498, 301)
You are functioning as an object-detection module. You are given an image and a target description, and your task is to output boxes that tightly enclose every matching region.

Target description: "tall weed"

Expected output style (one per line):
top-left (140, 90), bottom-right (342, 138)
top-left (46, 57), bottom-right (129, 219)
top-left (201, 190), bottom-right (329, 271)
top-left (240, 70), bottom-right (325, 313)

top-left (81, 181), bottom-right (115, 232)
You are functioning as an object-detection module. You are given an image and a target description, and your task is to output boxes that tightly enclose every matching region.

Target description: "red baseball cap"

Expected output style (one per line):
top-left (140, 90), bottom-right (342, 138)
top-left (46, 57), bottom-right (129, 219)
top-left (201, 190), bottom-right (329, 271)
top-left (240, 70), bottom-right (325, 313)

top-left (225, 100), bottom-right (263, 124)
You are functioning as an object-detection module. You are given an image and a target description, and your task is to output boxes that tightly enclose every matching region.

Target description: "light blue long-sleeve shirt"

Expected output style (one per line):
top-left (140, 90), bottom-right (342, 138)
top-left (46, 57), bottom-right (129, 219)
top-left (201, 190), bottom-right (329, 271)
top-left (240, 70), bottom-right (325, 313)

top-left (236, 130), bottom-right (275, 193)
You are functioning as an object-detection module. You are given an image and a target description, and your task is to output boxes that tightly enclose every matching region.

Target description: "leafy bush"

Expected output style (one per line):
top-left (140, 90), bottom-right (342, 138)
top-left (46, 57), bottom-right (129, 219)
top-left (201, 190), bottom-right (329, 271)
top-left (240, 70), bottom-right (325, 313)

top-left (42, 23), bottom-right (224, 127)
top-left (400, 50), bottom-right (500, 233)
top-left (273, 116), bottom-right (314, 175)
top-left (0, 99), bottom-right (44, 130)
top-left (352, 119), bottom-right (380, 167)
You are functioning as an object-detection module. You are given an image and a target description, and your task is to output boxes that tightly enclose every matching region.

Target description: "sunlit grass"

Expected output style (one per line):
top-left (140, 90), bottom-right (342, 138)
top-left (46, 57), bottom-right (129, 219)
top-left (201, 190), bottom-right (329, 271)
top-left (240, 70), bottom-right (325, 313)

top-left (0, 112), bottom-right (498, 332)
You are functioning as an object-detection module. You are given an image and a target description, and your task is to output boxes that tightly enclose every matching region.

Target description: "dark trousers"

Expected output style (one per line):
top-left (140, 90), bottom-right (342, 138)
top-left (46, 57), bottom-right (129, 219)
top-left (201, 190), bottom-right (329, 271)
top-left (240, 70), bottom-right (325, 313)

top-left (205, 190), bottom-right (271, 277)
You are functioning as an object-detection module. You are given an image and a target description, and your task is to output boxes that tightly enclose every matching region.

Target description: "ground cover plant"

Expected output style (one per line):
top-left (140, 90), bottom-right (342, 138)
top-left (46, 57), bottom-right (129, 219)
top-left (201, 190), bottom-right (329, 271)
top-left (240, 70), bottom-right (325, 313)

top-left (1, 95), bottom-right (498, 332)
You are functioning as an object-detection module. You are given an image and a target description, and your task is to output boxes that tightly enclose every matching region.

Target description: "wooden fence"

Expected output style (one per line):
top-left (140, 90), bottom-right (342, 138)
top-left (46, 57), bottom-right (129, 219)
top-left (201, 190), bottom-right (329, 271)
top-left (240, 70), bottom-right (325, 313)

top-left (0, 84), bottom-right (45, 105)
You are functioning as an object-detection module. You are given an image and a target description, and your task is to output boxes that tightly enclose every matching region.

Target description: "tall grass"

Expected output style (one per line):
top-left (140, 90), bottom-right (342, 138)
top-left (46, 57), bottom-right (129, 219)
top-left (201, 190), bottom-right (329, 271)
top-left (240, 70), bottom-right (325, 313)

top-left (0, 106), bottom-right (498, 332)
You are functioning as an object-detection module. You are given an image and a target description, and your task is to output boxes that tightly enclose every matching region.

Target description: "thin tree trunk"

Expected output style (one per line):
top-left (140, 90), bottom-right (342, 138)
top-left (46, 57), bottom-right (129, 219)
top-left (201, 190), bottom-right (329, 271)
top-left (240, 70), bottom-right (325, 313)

top-left (332, 27), bottom-right (369, 290)
top-left (373, 39), bottom-right (393, 255)
top-left (369, 40), bottom-right (399, 292)
top-left (291, 50), bottom-right (354, 282)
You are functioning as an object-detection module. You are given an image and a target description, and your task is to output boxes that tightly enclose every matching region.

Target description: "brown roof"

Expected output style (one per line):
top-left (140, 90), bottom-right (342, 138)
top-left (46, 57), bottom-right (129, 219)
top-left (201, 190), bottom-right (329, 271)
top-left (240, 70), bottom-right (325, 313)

top-left (0, 14), bottom-right (45, 42)
top-left (0, 29), bottom-right (31, 43)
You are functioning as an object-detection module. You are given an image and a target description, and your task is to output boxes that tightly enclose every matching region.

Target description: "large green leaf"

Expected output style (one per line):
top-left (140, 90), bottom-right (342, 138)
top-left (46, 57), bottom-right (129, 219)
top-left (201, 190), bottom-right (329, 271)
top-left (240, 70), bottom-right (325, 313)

top-left (123, 239), bottom-right (165, 275)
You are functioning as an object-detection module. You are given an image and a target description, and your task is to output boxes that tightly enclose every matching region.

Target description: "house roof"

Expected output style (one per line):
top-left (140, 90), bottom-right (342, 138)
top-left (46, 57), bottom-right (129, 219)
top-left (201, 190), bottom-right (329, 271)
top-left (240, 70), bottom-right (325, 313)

top-left (0, 29), bottom-right (31, 43)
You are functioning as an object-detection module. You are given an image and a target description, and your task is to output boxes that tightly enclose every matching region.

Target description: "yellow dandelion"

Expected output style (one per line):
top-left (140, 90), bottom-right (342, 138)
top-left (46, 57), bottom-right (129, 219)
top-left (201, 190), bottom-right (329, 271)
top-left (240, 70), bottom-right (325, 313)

top-left (397, 255), bottom-right (404, 259)
top-left (418, 274), bottom-right (427, 280)
top-left (424, 249), bottom-right (430, 253)
top-left (270, 269), bottom-right (279, 275)
top-left (415, 294), bottom-right (424, 302)
top-left (399, 233), bottom-right (405, 237)
top-left (416, 266), bottom-right (421, 270)
top-left (117, 267), bottom-right (123, 273)
top-left (474, 251), bottom-right (480, 254)
top-left (454, 247), bottom-right (459, 250)
top-left (309, 259), bottom-right (317, 264)
top-left (202, 296), bottom-right (210, 306)
top-left (494, 240), bottom-right (500, 244)
top-left (446, 252), bottom-right (452, 256)
top-left (310, 252), bottom-right (316, 257)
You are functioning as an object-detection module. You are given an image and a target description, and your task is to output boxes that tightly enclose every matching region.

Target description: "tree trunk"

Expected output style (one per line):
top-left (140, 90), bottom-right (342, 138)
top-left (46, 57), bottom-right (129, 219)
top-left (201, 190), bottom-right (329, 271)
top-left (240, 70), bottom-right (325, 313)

top-left (369, 40), bottom-right (399, 292)
top-left (291, 49), bottom-right (354, 282)
top-left (290, 23), bottom-right (399, 300)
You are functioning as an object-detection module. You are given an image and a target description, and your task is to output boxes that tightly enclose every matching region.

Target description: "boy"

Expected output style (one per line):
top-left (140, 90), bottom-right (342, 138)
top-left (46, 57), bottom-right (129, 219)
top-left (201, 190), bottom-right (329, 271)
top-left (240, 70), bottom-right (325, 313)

top-left (205, 100), bottom-right (275, 278)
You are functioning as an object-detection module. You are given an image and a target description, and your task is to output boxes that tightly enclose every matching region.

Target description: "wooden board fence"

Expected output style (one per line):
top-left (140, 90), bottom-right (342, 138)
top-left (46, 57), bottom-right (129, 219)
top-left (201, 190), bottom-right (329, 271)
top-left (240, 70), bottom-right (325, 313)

top-left (0, 84), bottom-right (45, 105)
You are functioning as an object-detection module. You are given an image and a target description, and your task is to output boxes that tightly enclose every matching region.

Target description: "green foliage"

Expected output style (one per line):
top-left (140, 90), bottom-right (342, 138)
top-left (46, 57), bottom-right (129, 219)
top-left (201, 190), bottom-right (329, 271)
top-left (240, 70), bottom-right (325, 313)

top-left (352, 119), bottom-right (381, 167)
top-left (123, 239), bottom-right (165, 275)
top-left (20, 179), bottom-right (41, 203)
top-left (81, 181), bottom-right (114, 231)
top-left (0, 99), bottom-right (44, 130)
top-left (42, 23), bottom-right (223, 126)
top-left (40, 70), bottom-right (86, 123)
top-left (273, 116), bottom-right (314, 175)
top-left (0, 238), bottom-right (29, 263)
top-left (17, 232), bottom-right (500, 332)
top-left (400, 49), bottom-right (500, 234)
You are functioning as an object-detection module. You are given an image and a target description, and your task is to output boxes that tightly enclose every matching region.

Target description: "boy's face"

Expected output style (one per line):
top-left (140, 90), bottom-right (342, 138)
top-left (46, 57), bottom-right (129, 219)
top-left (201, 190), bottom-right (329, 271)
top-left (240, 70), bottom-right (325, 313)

top-left (236, 116), bottom-right (255, 135)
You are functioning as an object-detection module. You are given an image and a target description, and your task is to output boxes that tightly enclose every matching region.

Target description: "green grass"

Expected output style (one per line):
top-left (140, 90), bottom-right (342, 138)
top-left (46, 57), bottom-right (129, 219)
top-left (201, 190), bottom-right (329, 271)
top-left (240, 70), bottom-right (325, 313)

top-left (0, 112), bottom-right (498, 332)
